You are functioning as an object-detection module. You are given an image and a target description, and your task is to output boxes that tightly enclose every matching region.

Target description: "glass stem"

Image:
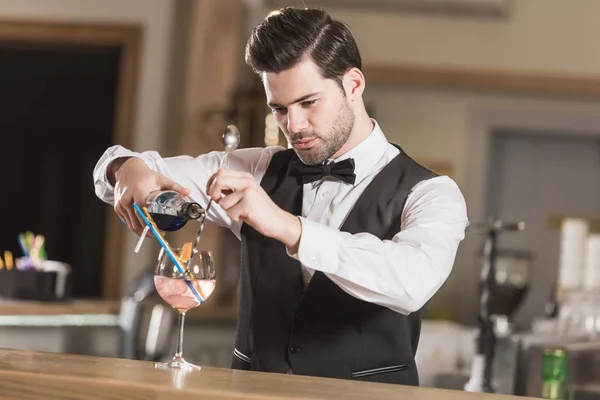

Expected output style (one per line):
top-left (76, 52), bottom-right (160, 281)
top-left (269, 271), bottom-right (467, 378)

top-left (175, 311), bottom-right (186, 359)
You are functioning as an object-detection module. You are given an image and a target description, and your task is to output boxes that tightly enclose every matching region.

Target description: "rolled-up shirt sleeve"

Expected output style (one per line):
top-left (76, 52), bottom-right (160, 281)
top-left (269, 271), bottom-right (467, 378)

top-left (295, 176), bottom-right (468, 315)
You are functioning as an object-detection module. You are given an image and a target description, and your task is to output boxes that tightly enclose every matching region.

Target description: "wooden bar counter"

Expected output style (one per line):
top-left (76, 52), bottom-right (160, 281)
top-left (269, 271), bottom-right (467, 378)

top-left (0, 300), bottom-right (120, 328)
top-left (0, 300), bottom-right (120, 316)
top-left (0, 348), bottom-right (536, 400)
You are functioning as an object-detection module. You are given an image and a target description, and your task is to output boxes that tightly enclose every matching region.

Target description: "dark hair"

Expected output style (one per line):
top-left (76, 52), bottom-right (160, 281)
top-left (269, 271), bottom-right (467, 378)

top-left (245, 7), bottom-right (362, 89)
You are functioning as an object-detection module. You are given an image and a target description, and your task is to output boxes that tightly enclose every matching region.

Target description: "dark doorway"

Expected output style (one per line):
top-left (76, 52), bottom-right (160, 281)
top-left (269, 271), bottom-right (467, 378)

top-left (0, 41), bottom-right (120, 298)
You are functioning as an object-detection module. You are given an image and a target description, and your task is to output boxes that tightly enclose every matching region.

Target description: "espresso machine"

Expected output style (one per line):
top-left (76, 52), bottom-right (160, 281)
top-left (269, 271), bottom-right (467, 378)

top-left (435, 216), bottom-right (600, 397)
top-left (464, 217), bottom-right (527, 393)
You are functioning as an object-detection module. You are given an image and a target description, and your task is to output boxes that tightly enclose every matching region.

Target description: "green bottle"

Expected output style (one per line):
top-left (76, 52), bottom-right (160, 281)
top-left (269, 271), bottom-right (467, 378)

top-left (542, 348), bottom-right (569, 400)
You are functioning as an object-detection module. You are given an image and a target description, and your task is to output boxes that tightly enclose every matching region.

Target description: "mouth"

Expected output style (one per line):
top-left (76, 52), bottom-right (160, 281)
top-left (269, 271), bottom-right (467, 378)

top-left (293, 137), bottom-right (317, 150)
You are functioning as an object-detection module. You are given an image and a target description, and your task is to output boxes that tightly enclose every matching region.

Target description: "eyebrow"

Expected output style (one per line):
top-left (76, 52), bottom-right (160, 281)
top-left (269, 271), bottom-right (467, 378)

top-left (267, 92), bottom-right (321, 108)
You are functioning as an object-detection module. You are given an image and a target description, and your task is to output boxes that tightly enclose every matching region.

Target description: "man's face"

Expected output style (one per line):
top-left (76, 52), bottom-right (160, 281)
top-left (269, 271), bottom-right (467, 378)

top-left (263, 59), bottom-right (355, 165)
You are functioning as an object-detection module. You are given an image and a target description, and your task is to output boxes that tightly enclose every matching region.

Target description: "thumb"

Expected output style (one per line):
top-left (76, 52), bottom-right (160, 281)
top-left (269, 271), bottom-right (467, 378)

top-left (159, 175), bottom-right (191, 196)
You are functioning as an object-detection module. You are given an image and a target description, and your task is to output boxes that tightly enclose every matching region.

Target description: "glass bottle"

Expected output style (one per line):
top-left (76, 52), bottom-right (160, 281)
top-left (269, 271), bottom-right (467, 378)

top-left (146, 190), bottom-right (204, 232)
top-left (541, 348), bottom-right (569, 400)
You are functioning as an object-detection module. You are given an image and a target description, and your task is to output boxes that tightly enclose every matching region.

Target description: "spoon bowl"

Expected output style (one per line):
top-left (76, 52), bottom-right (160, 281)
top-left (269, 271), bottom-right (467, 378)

top-left (223, 125), bottom-right (240, 153)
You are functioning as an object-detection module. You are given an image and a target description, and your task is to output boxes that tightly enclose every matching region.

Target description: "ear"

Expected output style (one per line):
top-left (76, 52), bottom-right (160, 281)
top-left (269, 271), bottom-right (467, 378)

top-left (343, 67), bottom-right (365, 101)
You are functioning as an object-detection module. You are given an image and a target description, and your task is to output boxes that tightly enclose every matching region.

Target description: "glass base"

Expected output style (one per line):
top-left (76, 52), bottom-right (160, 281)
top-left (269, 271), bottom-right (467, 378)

top-left (155, 355), bottom-right (200, 370)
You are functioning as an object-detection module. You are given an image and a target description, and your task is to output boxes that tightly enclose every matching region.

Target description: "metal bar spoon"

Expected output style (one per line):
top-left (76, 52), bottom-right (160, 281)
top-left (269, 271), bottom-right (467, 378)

top-left (188, 124), bottom-right (241, 258)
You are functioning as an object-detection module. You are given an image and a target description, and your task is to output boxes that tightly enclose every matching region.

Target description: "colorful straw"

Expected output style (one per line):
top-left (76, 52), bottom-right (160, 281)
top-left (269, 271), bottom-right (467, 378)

top-left (132, 203), bottom-right (204, 304)
top-left (17, 234), bottom-right (28, 257)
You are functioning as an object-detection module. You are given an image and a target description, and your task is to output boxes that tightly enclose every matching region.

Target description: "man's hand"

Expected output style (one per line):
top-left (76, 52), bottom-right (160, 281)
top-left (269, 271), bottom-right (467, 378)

top-left (207, 169), bottom-right (302, 251)
top-left (111, 157), bottom-right (190, 236)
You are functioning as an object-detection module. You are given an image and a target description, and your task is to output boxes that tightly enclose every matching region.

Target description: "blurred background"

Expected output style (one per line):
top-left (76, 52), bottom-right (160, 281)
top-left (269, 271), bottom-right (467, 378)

top-left (1, 0), bottom-right (600, 397)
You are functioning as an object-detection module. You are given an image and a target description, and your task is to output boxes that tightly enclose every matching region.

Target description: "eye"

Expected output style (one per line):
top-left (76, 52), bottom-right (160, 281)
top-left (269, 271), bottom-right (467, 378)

top-left (301, 99), bottom-right (317, 107)
top-left (272, 107), bottom-right (287, 115)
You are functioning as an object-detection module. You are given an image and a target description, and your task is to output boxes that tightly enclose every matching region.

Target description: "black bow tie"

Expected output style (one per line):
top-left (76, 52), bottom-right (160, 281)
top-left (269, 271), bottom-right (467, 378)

top-left (297, 158), bottom-right (356, 184)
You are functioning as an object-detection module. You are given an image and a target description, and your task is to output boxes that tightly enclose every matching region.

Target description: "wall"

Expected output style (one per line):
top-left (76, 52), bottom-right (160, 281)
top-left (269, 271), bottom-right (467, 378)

top-left (330, 0), bottom-right (600, 76)
top-left (0, 0), bottom-right (177, 294)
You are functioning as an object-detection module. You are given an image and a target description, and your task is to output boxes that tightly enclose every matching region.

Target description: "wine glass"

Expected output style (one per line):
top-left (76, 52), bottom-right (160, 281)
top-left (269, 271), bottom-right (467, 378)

top-left (154, 246), bottom-right (216, 369)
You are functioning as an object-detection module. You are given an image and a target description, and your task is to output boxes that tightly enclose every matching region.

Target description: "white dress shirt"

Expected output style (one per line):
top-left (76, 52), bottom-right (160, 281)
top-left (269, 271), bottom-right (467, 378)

top-left (94, 121), bottom-right (468, 315)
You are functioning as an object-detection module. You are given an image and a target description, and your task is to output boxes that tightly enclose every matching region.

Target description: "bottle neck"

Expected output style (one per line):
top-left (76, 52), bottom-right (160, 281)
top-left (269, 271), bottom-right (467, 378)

top-left (542, 381), bottom-right (566, 400)
top-left (180, 202), bottom-right (204, 220)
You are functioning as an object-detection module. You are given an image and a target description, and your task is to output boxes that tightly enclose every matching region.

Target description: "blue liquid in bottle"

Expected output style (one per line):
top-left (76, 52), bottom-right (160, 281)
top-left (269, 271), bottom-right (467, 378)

top-left (146, 190), bottom-right (204, 232)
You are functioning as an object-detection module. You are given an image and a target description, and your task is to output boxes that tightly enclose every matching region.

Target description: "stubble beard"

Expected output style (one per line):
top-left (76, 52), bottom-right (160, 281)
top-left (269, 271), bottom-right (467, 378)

top-left (292, 100), bottom-right (355, 165)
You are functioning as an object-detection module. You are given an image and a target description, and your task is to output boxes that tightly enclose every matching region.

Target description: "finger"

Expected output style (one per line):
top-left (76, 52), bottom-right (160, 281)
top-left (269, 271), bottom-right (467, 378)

top-left (206, 170), bottom-right (252, 193)
top-left (217, 189), bottom-right (245, 211)
top-left (114, 186), bottom-right (132, 230)
top-left (136, 211), bottom-right (146, 230)
top-left (125, 200), bottom-right (160, 238)
top-left (115, 202), bottom-right (133, 232)
top-left (212, 169), bottom-right (249, 179)
top-left (131, 199), bottom-right (147, 229)
top-left (159, 175), bottom-right (190, 196)
top-left (131, 204), bottom-right (159, 238)
top-left (206, 173), bottom-right (218, 194)
top-left (124, 205), bottom-right (141, 233)
top-left (209, 174), bottom-right (252, 201)
top-left (223, 201), bottom-right (248, 223)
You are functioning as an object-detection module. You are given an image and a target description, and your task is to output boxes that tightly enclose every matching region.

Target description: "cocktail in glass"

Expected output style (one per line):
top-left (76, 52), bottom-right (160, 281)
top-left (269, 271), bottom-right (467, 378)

top-left (154, 246), bottom-right (216, 369)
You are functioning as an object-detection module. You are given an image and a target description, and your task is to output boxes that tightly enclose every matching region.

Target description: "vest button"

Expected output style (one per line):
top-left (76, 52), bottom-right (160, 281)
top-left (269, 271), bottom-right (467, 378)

top-left (290, 346), bottom-right (300, 354)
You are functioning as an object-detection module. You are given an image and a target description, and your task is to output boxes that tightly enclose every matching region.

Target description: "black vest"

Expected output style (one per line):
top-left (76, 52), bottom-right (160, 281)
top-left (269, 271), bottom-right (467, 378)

top-left (232, 147), bottom-right (437, 385)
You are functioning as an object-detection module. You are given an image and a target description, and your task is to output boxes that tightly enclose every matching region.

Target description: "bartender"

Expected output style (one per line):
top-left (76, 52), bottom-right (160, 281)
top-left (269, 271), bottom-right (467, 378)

top-left (94, 7), bottom-right (468, 386)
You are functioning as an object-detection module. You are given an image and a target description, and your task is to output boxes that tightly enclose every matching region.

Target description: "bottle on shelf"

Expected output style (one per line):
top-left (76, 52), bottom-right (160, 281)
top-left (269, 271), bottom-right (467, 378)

top-left (541, 348), bottom-right (569, 400)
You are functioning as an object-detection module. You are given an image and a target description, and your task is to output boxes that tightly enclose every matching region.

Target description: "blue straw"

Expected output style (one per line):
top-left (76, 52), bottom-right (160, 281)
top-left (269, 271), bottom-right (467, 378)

top-left (133, 203), bottom-right (204, 304)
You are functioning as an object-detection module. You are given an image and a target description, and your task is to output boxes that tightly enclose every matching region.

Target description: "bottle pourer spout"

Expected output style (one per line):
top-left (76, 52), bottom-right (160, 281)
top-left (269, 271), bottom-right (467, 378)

top-left (185, 203), bottom-right (205, 220)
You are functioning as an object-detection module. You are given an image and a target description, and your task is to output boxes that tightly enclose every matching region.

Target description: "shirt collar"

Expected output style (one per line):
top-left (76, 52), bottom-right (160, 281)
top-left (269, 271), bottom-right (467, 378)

top-left (330, 119), bottom-right (391, 185)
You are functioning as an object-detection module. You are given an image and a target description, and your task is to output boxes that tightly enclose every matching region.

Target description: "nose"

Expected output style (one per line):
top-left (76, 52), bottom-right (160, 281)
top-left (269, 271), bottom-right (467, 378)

top-left (286, 108), bottom-right (309, 134)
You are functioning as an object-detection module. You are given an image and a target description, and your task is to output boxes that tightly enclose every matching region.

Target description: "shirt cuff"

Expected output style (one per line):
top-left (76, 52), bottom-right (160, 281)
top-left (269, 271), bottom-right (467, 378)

top-left (93, 145), bottom-right (155, 204)
top-left (107, 155), bottom-right (152, 190)
top-left (289, 217), bottom-right (344, 274)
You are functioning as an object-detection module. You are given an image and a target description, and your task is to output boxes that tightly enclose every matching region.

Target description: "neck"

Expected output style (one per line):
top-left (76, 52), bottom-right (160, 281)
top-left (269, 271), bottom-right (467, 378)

top-left (331, 107), bottom-right (374, 159)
